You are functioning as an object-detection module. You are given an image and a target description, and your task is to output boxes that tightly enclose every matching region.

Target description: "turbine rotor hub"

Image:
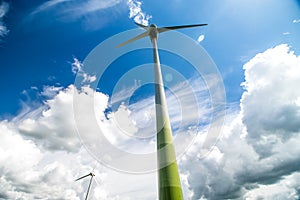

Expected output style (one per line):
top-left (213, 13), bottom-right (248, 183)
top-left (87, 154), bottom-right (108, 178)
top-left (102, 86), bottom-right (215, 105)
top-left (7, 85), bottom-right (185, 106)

top-left (149, 24), bottom-right (158, 40)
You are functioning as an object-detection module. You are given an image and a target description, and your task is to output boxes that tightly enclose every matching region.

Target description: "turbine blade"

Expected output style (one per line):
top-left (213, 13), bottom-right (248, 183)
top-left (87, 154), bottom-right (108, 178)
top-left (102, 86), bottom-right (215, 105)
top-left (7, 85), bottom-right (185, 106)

top-left (135, 22), bottom-right (148, 30)
top-left (116, 31), bottom-right (149, 48)
top-left (75, 174), bottom-right (90, 181)
top-left (158, 24), bottom-right (208, 33)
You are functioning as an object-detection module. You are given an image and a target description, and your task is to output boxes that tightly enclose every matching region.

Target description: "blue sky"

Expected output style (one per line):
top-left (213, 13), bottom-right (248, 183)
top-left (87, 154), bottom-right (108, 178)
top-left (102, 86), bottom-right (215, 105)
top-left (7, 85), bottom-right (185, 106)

top-left (1, 0), bottom-right (299, 117)
top-left (1, 0), bottom-right (300, 199)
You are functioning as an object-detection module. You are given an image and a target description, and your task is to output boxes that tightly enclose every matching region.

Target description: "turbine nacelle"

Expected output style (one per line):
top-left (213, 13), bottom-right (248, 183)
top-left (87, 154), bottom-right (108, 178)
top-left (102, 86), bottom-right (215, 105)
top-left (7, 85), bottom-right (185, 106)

top-left (149, 24), bottom-right (158, 40)
top-left (150, 24), bottom-right (157, 28)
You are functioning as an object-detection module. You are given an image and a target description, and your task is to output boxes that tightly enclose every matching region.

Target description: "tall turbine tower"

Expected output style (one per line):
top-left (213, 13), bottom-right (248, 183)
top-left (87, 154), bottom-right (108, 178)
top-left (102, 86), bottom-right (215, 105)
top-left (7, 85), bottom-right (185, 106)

top-left (117, 22), bottom-right (207, 200)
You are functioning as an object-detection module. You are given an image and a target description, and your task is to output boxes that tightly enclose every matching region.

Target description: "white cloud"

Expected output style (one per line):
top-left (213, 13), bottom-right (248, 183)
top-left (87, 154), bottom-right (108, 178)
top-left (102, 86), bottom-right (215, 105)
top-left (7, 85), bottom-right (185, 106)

top-left (197, 34), bottom-right (205, 43)
top-left (71, 0), bottom-right (122, 17)
top-left (293, 19), bottom-right (300, 23)
top-left (241, 44), bottom-right (300, 155)
top-left (283, 32), bottom-right (290, 35)
top-left (31, 0), bottom-right (70, 15)
top-left (17, 85), bottom-right (81, 152)
top-left (104, 74), bottom-right (217, 158)
top-left (0, 1), bottom-right (9, 38)
top-left (41, 85), bottom-right (63, 98)
top-left (0, 83), bottom-right (160, 199)
top-left (72, 57), bottom-right (83, 74)
top-left (244, 172), bottom-right (300, 199)
top-left (30, 0), bottom-right (122, 30)
top-left (109, 79), bottom-right (141, 106)
top-left (181, 44), bottom-right (300, 199)
top-left (0, 68), bottom-right (218, 198)
top-left (127, 0), bottom-right (152, 26)
top-left (1, 44), bottom-right (300, 199)
top-left (72, 57), bottom-right (97, 84)
top-left (30, 0), bottom-right (152, 30)
top-left (0, 84), bottom-right (155, 199)
top-left (0, 121), bottom-right (83, 199)
top-left (32, 0), bottom-right (122, 18)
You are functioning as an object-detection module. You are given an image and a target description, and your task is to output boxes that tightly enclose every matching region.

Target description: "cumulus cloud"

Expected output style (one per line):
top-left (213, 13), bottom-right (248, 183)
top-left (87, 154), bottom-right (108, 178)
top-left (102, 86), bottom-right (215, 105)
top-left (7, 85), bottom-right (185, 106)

top-left (41, 85), bottom-right (63, 98)
top-left (0, 121), bottom-right (81, 199)
top-left (244, 172), bottom-right (300, 199)
top-left (241, 44), bottom-right (300, 156)
top-left (17, 85), bottom-right (80, 152)
top-left (0, 1), bottom-right (9, 38)
top-left (0, 84), bottom-right (154, 199)
top-left (181, 44), bottom-right (300, 199)
top-left (127, 0), bottom-right (152, 26)
top-left (0, 65), bottom-right (217, 198)
top-left (1, 44), bottom-right (300, 199)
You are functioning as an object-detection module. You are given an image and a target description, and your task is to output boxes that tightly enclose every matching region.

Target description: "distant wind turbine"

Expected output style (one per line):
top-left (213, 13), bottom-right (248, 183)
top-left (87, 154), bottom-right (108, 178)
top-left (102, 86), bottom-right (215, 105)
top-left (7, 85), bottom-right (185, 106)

top-left (117, 22), bottom-right (207, 200)
top-left (75, 172), bottom-right (95, 200)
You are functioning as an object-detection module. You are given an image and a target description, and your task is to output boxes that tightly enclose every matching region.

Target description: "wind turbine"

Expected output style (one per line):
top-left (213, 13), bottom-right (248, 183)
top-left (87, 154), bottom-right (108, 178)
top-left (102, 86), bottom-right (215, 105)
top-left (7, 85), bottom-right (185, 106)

top-left (117, 22), bottom-right (207, 200)
top-left (75, 172), bottom-right (95, 200)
